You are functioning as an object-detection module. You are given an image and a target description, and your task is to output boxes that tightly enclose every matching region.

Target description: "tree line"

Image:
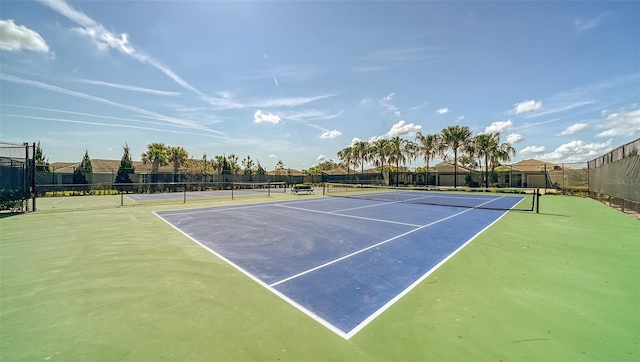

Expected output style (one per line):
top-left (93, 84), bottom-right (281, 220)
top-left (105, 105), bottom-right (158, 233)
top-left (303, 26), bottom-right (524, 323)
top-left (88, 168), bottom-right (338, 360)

top-left (336, 125), bottom-right (516, 188)
top-left (33, 124), bottom-right (516, 188)
top-left (34, 142), bottom-right (283, 185)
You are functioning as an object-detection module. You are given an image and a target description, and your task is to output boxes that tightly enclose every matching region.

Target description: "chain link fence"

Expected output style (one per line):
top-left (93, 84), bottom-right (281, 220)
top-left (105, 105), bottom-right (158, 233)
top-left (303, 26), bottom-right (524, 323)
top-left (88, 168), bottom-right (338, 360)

top-left (0, 142), bottom-right (34, 212)
top-left (33, 181), bottom-right (288, 212)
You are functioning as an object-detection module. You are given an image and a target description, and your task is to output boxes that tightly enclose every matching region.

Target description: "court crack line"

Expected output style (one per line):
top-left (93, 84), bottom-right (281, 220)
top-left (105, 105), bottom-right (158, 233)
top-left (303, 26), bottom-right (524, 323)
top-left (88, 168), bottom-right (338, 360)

top-left (269, 196), bottom-right (505, 287)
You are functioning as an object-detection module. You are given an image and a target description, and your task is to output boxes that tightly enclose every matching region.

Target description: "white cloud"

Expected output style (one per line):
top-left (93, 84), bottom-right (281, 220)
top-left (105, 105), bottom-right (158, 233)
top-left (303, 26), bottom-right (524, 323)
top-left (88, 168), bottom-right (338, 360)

top-left (38, 0), bottom-right (217, 105)
top-left (316, 155), bottom-right (333, 163)
top-left (540, 139), bottom-right (612, 162)
top-left (383, 92), bottom-right (395, 101)
top-left (379, 100), bottom-right (399, 114)
top-left (4, 113), bottom-right (224, 138)
top-left (512, 100), bottom-right (543, 114)
top-left (523, 101), bottom-right (594, 118)
top-left (483, 120), bottom-right (513, 134)
top-left (595, 107), bottom-right (640, 138)
top-left (359, 98), bottom-right (372, 106)
top-left (0, 19), bottom-right (49, 52)
top-left (280, 109), bottom-right (344, 122)
top-left (79, 79), bottom-right (180, 96)
top-left (253, 110), bottom-right (281, 124)
top-left (246, 94), bottom-right (336, 109)
top-left (574, 13), bottom-right (609, 33)
top-left (394, 111), bottom-right (401, 117)
top-left (455, 116), bottom-right (465, 123)
top-left (556, 123), bottom-right (589, 136)
top-left (269, 154), bottom-right (276, 158)
top-left (410, 101), bottom-right (428, 110)
top-left (387, 120), bottom-right (422, 137)
top-left (320, 129), bottom-right (342, 139)
top-left (436, 108), bottom-right (449, 115)
top-left (506, 133), bottom-right (524, 144)
top-left (520, 145), bottom-right (547, 155)
top-left (351, 137), bottom-right (362, 145)
top-left (368, 135), bottom-right (384, 143)
top-left (0, 73), bottom-right (227, 136)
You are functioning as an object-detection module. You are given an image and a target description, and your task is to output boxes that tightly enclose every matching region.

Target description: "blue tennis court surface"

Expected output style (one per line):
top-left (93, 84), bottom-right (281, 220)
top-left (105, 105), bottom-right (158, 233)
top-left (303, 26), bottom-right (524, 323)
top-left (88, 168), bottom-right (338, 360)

top-left (155, 193), bottom-right (524, 339)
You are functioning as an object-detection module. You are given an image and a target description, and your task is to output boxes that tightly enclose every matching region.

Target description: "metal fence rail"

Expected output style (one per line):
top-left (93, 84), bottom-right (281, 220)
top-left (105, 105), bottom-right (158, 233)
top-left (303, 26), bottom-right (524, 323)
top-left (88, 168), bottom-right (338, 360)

top-left (34, 181), bottom-right (287, 212)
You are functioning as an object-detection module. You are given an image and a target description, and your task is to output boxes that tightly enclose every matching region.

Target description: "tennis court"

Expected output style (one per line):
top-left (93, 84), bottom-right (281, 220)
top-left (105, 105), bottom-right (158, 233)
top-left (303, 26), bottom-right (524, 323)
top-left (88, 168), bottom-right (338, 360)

top-left (156, 190), bottom-right (526, 338)
top-left (2, 189), bottom-right (639, 361)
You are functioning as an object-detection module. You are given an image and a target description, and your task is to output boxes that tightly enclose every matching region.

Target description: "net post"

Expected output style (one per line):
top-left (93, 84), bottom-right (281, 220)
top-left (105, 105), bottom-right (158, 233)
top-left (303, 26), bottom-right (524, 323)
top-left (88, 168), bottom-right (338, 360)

top-left (183, 183), bottom-right (187, 203)
top-left (231, 181), bottom-right (234, 200)
top-left (323, 183), bottom-right (325, 196)
top-left (121, 190), bottom-right (124, 206)
top-left (31, 142), bottom-right (36, 211)
top-left (268, 181), bottom-right (271, 197)
top-left (536, 188), bottom-right (540, 213)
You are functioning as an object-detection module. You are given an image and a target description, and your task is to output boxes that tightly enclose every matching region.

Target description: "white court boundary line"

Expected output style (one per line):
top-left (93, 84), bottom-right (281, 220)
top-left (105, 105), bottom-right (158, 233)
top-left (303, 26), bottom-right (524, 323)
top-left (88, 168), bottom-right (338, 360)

top-left (153, 210), bottom-right (349, 339)
top-left (275, 203), bottom-right (422, 227)
top-left (154, 194), bottom-right (514, 340)
top-left (344, 198), bottom-right (513, 339)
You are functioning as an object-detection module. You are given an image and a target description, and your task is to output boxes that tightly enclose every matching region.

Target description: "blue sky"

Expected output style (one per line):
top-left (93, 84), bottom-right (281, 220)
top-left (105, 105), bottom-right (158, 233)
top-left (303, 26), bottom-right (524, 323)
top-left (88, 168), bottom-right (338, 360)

top-left (1, 0), bottom-right (638, 170)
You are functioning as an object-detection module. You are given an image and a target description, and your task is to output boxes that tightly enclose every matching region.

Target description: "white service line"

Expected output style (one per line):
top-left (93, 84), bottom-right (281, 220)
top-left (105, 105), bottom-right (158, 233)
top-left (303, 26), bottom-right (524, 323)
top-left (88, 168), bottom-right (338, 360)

top-left (329, 200), bottom-right (400, 213)
top-left (274, 203), bottom-right (422, 227)
top-left (156, 196), bottom-right (328, 217)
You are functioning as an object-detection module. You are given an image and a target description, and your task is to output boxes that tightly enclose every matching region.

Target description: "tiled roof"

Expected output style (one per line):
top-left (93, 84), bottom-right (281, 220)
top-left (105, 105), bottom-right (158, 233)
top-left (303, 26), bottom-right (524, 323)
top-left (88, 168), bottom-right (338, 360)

top-left (509, 159), bottom-right (562, 171)
top-left (430, 162), bottom-right (472, 172)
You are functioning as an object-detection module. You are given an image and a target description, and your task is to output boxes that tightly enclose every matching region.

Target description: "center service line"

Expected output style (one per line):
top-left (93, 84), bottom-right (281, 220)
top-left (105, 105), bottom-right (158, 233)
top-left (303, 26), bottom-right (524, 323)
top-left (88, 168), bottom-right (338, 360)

top-left (269, 196), bottom-right (504, 287)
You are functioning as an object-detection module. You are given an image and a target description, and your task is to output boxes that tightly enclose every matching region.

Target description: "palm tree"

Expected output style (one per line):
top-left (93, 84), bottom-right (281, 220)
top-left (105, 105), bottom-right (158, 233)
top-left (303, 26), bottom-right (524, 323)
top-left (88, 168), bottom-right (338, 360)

top-left (388, 136), bottom-right (409, 171)
top-left (371, 139), bottom-right (389, 171)
top-left (440, 125), bottom-right (473, 188)
top-left (370, 138), bottom-right (390, 185)
top-left (473, 133), bottom-right (497, 188)
top-left (227, 154), bottom-right (240, 175)
top-left (213, 155), bottom-right (225, 175)
top-left (473, 133), bottom-right (516, 188)
top-left (242, 155), bottom-right (255, 175)
top-left (490, 135), bottom-right (516, 183)
top-left (414, 132), bottom-right (441, 186)
top-left (141, 142), bottom-right (169, 187)
top-left (352, 141), bottom-right (370, 180)
top-left (337, 145), bottom-right (354, 181)
top-left (387, 136), bottom-right (409, 186)
top-left (168, 146), bottom-right (189, 182)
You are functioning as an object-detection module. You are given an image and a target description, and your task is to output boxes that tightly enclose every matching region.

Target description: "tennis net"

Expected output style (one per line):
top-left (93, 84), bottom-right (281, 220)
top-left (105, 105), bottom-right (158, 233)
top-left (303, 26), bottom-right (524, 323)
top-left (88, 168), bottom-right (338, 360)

top-left (323, 183), bottom-right (539, 212)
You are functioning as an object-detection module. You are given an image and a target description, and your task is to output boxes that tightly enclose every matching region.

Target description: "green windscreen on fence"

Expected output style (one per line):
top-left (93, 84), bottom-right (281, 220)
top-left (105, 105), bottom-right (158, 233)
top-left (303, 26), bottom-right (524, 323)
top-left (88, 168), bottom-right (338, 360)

top-left (589, 155), bottom-right (640, 203)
